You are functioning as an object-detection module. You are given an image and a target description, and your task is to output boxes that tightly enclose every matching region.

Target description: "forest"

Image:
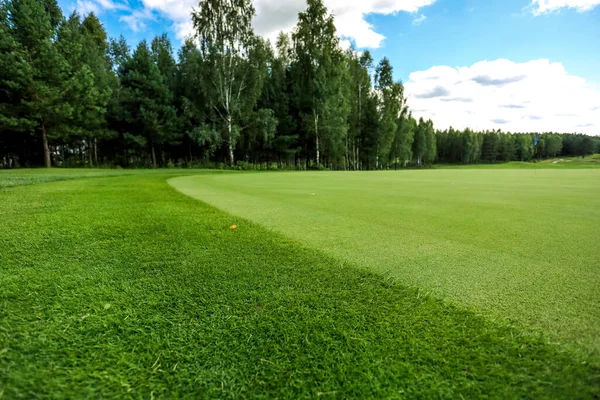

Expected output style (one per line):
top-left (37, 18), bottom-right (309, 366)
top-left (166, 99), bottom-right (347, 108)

top-left (1, 0), bottom-right (598, 169)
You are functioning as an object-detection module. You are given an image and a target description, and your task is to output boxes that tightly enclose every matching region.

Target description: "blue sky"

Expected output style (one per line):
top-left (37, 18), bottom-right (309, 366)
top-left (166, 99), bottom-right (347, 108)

top-left (367, 0), bottom-right (600, 82)
top-left (58, 0), bottom-right (600, 134)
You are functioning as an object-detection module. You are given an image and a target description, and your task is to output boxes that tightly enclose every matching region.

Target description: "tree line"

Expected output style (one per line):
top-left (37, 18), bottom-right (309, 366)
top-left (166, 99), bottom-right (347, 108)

top-left (436, 130), bottom-right (598, 165)
top-left (1, 0), bottom-right (598, 169)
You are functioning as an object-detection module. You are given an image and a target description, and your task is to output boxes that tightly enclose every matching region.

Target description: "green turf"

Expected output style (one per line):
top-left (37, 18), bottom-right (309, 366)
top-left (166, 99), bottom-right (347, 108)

top-left (0, 168), bottom-right (130, 189)
top-left (439, 155), bottom-right (600, 169)
top-left (171, 169), bottom-right (600, 357)
top-left (1, 170), bottom-right (599, 398)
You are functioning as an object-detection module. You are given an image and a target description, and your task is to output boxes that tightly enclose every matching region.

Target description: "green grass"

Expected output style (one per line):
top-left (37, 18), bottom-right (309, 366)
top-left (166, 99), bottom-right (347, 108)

top-left (439, 155), bottom-right (600, 169)
top-left (1, 169), bottom-right (599, 398)
top-left (0, 168), bottom-right (130, 189)
top-left (171, 169), bottom-right (600, 357)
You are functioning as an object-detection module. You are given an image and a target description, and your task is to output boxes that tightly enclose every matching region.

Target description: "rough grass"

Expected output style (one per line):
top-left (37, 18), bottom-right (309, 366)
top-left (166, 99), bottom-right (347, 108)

top-left (1, 170), bottom-right (599, 398)
top-left (0, 168), bottom-right (132, 189)
top-left (171, 169), bottom-right (600, 358)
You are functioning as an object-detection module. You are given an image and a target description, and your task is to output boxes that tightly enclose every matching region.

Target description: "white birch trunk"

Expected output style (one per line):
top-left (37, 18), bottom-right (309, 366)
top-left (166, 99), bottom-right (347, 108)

top-left (228, 114), bottom-right (234, 165)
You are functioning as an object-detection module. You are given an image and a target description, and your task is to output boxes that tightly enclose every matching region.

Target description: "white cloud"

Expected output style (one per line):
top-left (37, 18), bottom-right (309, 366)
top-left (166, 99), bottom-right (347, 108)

top-left (531, 0), bottom-right (600, 14)
top-left (120, 8), bottom-right (156, 32)
top-left (405, 59), bottom-right (600, 135)
top-left (128, 0), bottom-right (436, 46)
top-left (75, 0), bottom-right (101, 15)
top-left (74, 0), bottom-right (128, 15)
top-left (412, 13), bottom-right (427, 25)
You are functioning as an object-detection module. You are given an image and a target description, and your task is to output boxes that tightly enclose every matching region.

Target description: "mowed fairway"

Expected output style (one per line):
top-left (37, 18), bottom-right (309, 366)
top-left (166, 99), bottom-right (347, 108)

top-left (2, 169), bottom-right (600, 398)
top-left (171, 169), bottom-right (600, 355)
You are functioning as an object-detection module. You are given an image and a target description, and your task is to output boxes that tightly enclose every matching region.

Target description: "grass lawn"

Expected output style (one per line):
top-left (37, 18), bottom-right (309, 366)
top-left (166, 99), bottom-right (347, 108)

top-left (1, 169), bottom-right (599, 398)
top-left (439, 154), bottom-right (600, 169)
top-left (0, 168), bottom-right (130, 189)
top-left (171, 169), bottom-right (600, 357)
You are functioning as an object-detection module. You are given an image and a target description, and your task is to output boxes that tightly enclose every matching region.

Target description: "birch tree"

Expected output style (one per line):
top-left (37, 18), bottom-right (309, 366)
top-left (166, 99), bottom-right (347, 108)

top-left (193, 0), bottom-right (262, 165)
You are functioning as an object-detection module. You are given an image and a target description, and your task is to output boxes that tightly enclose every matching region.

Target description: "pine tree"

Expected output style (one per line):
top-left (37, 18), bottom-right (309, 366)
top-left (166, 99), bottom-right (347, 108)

top-left (119, 40), bottom-right (176, 168)
top-left (481, 131), bottom-right (500, 162)
top-left (56, 12), bottom-right (111, 166)
top-left (1, 0), bottom-right (68, 167)
top-left (262, 32), bottom-right (299, 166)
top-left (176, 38), bottom-right (219, 163)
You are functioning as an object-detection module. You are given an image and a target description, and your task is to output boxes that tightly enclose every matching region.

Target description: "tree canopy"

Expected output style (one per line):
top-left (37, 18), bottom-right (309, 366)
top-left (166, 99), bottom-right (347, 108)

top-left (1, 0), bottom-right (598, 169)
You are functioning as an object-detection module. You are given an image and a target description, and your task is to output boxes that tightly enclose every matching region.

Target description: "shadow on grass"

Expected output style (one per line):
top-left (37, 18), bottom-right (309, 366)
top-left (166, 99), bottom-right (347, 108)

top-left (0, 173), bottom-right (598, 398)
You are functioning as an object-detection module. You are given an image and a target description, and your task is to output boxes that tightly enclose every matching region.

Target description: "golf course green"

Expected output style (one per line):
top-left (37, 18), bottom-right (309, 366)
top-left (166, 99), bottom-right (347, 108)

top-left (1, 168), bottom-right (599, 398)
top-left (171, 169), bottom-right (600, 355)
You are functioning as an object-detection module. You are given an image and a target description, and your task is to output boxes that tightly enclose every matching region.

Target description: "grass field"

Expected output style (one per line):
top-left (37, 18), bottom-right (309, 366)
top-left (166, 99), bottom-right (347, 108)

top-left (440, 155), bottom-right (600, 169)
top-left (2, 168), bottom-right (600, 398)
top-left (172, 169), bottom-right (600, 356)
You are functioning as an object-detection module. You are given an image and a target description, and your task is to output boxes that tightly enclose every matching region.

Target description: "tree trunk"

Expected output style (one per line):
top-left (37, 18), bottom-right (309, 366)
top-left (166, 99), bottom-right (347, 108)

top-left (41, 123), bottom-right (51, 168)
top-left (151, 142), bottom-right (157, 169)
top-left (228, 114), bottom-right (234, 166)
top-left (88, 139), bottom-right (94, 167)
top-left (94, 138), bottom-right (98, 165)
top-left (345, 134), bottom-right (349, 171)
top-left (314, 113), bottom-right (320, 166)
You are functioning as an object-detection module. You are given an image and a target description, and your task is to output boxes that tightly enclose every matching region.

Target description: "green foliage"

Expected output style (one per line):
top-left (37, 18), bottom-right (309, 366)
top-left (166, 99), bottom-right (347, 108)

top-left (0, 0), bottom-right (598, 169)
top-left (374, 58), bottom-right (404, 167)
top-left (192, 0), bottom-right (264, 165)
top-left (0, 0), bottom-right (68, 167)
top-left (292, 0), bottom-right (349, 167)
top-left (118, 41), bottom-right (177, 168)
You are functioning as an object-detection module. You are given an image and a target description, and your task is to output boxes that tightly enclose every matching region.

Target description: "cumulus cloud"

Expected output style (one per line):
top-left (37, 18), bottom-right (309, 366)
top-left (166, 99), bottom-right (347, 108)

top-left (122, 0), bottom-right (436, 46)
top-left (531, 0), bottom-right (600, 14)
top-left (415, 86), bottom-right (451, 99)
top-left (472, 74), bottom-right (526, 86)
top-left (404, 59), bottom-right (600, 135)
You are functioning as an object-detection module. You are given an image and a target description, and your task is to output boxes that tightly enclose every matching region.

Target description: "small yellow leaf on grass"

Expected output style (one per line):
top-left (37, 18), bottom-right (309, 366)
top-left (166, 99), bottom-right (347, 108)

top-left (230, 225), bottom-right (238, 230)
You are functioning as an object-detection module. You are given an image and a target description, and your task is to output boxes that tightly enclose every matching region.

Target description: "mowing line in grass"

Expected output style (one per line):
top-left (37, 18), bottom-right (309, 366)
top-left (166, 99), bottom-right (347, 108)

top-left (171, 169), bottom-right (600, 358)
top-left (1, 171), bottom-right (599, 398)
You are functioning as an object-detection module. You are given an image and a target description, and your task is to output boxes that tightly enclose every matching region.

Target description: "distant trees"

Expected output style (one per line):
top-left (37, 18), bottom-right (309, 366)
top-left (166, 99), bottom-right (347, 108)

top-left (434, 130), bottom-right (598, 165)
top-left (0, 0), bottom-right (598, 169)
